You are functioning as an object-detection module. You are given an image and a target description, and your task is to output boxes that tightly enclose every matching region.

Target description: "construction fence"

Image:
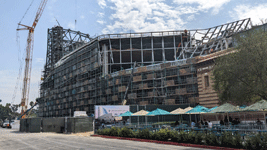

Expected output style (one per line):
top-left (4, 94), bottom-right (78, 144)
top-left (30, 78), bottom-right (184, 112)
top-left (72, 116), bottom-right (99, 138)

top-left (20, 117), bottom-right (93, 133)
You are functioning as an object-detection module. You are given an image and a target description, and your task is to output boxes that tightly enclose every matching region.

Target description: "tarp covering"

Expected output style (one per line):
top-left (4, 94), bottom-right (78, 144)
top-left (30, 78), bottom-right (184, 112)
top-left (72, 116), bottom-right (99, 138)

top-left (146, 108), bottom-right (170, 116)
top-left (210, 103), bottom-right (239, 113)
top-left (186, 105), bottom-right (210, 114)
top-left (119, 111), bottom-right (133, 117)
top-left (131, 110), bottom-right (150, 116)
top-left (170, 108), bottom-right (184, 114)
top-left (242, 100), bottom-right (267, 111)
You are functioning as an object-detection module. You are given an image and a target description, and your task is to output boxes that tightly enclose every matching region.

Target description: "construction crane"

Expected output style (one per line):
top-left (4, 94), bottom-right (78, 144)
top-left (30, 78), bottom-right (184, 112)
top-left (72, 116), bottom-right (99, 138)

top-left (17, 0), bottom-right (48, 118)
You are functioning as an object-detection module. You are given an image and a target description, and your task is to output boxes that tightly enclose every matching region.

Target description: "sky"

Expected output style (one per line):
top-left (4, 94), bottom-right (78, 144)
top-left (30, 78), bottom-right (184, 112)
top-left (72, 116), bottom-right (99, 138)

top-left (0, 0), bottom-right (267, 107)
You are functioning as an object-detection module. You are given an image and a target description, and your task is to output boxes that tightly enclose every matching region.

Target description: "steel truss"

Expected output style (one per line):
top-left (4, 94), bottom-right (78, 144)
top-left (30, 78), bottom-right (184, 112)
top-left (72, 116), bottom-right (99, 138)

top-left (177, 18), bottom-right (252, 59)
top-left (44, 26), bottom-right (91, 78)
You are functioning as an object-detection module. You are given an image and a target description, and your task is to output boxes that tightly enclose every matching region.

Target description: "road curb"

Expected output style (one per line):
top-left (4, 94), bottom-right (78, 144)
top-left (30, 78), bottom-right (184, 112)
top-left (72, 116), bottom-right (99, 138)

top-left (91, 134), bottom-right (243, 150)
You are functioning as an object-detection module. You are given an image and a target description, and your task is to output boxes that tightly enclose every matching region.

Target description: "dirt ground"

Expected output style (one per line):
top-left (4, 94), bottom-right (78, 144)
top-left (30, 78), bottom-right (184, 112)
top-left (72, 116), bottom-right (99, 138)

top-left (68, 131), bottom-right (95, 137)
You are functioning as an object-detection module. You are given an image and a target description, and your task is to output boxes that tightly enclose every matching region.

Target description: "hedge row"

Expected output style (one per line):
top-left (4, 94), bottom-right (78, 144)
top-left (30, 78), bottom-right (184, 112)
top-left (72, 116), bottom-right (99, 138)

top-left (97, 127), bottom-right (267, 150)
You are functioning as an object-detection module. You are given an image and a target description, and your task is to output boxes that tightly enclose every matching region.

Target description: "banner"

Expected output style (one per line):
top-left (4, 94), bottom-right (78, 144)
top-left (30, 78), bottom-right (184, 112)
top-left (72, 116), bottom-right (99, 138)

top-left (95, 105), bottom-right (129, 121)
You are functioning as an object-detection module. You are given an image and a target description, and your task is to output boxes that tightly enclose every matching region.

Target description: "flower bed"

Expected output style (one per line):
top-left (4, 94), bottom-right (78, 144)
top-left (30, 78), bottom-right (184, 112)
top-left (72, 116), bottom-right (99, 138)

top-left (96, 127), bottom-right (267, 149)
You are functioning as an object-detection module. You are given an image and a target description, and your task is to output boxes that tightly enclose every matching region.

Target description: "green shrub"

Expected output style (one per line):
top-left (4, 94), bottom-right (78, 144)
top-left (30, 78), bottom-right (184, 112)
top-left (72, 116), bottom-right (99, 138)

top-left (245, 134), bottom-right (263, 150)
top-left (170, 130), bottom-right (179, 142)
top-left (205, 131), bottom-right (220, 146)
top-left (232, 132), bottom-right (243, 148)
top-left (98, 128), bottom-right (110, 135)
top-left (138, 128), bottom-right (151, 139)
top-left (194, 132), bottom-right (204, 145)
top-left (151, 129), bottom-right (170, 141)
top-left (118, 127), bottom-right (133, 137)
top-left (109, 127), bottom-right (119, 136)
top-left (179, 130), bottom-right (189, 143)
top-left (260, 133), bottom-right (267, 149)
top-left (221, 132), bottom-right (234, 147)
top-left (187, 131), bottom-right (196, 144)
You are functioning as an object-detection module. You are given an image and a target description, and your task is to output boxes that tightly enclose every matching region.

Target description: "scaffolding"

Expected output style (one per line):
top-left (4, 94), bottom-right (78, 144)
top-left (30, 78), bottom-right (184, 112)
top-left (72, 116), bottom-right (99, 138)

top-left (38, 19), bottom-right (252, 117)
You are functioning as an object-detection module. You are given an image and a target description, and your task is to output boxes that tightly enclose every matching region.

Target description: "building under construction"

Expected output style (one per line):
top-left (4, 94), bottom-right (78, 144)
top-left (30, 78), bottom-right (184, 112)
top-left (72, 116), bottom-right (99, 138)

top-left (38, 19), bottom-right (252, 117)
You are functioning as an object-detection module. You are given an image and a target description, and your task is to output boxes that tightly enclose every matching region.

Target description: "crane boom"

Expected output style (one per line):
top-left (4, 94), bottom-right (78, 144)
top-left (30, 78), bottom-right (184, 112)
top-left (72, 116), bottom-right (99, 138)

top-left (17, 0), bottom-right (47, 117)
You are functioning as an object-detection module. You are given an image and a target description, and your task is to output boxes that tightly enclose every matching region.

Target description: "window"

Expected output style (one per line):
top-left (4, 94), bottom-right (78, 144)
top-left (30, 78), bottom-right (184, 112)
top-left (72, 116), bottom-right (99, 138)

top-left (204, 76), bottom-right (209, 88)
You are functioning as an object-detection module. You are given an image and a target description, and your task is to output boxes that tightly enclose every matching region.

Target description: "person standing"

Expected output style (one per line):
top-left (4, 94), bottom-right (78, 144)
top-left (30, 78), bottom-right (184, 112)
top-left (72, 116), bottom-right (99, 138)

top-left (204, 119), bottom-right (208, 128)
top-left (196, 121), bottom-right (201, 128)
top-left (208, 121), bottom-right (213, 129)
top-left (191, 121), bottom-right (195, 128)
top-left (220, 120), bottom-right (224, 126)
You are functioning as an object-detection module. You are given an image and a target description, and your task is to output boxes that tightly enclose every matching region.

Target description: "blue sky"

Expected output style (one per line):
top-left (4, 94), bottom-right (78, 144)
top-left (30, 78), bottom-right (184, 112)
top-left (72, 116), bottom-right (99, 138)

top-left (0, 0), bottom-right (267, 107)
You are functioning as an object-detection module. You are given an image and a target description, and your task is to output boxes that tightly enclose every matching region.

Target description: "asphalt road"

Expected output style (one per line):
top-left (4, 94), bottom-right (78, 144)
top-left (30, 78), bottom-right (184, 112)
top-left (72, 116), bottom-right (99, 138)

top-left (0, 128), bottom-right (209, 150)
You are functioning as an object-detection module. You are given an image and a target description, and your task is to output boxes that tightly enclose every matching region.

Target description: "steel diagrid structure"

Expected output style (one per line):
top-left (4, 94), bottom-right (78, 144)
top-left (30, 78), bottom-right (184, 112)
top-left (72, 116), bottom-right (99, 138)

top-left (44, 26), bottom-right (91, 78)
top-left (177, 18), bottom-right (252, 59)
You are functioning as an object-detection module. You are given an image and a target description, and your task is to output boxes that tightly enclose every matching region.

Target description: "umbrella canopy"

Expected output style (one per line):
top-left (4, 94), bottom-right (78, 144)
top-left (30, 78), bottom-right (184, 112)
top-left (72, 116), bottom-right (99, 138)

top-left (242, 100), bottom-right (267, 111)
top-left (210, 103), bottom-right (239, 113)
top-left (146, 108), bottom-right (170, 116)
top-left (239, 105), bottom-right (247, 109)
top-left (170, 108), bottom-right (184, 114)
top-left (209, 106), bottom-right (218, 111)
top-left (186, 105), bottom-right (210, 114)
top-left (179, 107), bottom-right (193, 114)
top-left (131, 110), bottom-right (150, 116)
top-left (119, 111), bottom-right (133, 117)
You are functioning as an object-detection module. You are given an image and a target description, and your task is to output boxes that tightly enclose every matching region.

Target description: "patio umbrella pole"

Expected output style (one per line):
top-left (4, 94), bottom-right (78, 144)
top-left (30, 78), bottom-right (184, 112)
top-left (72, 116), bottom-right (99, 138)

top-left (227, 112), bottom-right (230, 125)
top-left (190, 114), bottom-right (192, 126)
top-left (138, 116), bottom-right (139, 128)
top-left (158, 116), bottom-right (159, 127)
top-left (146, 116), bottom-right (147, 126)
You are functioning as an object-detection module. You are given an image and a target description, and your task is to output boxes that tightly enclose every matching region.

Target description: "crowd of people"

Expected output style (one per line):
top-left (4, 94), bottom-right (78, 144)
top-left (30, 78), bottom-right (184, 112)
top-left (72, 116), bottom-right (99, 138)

top-left (174, 116), bottom-right (244, 129)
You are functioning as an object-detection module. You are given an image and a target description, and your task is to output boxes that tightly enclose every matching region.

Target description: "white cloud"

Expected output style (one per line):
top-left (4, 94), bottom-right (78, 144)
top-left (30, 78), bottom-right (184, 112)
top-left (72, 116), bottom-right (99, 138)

top-left (100, 0), bottom-right (231, 34)
top-left (97, 20), bottom-right (106, 25)
top-left (98, 0), bottom-right (107, 9)
top-left (173, 0), bottom-right (231, 14)
top-left (98, 12), bottom-right (105, 18)
top-left (80, 15), bottom-right (85, 19)
top-left (67, 22), bottom-right (75, 30)
top-left (231, 4), bottom-right (267, 25)
top-left (187, 14), bottom-right (195, 21)
top-left (102, 0), bottom-right (187, 33)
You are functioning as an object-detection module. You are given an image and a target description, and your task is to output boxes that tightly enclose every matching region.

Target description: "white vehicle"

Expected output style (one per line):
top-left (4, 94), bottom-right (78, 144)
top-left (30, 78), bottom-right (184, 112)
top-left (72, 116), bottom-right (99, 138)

top-left (73, 111), bottom-right (88, 117)
top-left (1, 120), bottom-right (14, 128)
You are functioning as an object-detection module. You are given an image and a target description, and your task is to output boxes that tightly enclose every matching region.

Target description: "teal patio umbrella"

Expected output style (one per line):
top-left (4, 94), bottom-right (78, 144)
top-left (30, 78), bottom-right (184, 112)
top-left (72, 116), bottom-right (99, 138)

top-left (119, 111), bottom-right (133, 116)
top-left (119, 111), bottom-right (133, 125)
top-left (186, 105), bottom-right (210, 125)
top-left (146, 108), bottom-right (170, 124)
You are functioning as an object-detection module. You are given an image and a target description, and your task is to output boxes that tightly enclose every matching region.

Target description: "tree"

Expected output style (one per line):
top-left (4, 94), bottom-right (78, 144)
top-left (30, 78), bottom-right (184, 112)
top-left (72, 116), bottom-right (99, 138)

top-left (213, 28), bottom-right (267, 104)
top-left (0, 104), bottom-right (12, 121)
